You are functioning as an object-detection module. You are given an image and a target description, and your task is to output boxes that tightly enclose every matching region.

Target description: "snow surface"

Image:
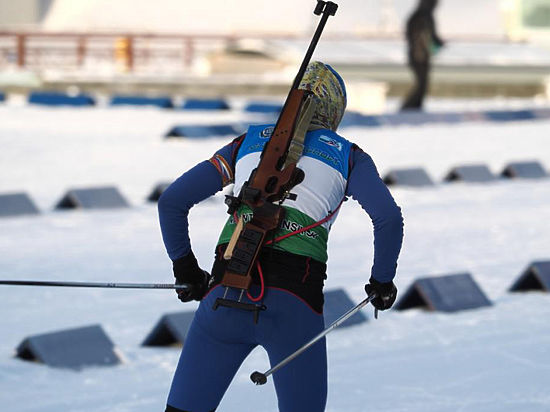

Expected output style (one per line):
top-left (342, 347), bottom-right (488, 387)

top-left (1, 100), bottom-right (550, 412)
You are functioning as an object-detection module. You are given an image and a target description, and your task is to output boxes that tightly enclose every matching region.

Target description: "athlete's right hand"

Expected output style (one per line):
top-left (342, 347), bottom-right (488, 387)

top-left (172, 251), bottom-right (210, 302)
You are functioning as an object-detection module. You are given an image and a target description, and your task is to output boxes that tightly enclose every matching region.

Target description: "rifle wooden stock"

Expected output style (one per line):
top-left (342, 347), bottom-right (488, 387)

top-left (221, 91), bottom-right (309, 290)
top-left (249, 89), bottom-right (306, 203)
top-left (220, 1), bottom-right (338, 292)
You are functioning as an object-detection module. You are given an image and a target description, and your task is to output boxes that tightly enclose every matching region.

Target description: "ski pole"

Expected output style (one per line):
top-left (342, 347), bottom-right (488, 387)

top-left (250, 293), bottom-right (377, 385)
top-left (0, 280), bottom-right (190, 290)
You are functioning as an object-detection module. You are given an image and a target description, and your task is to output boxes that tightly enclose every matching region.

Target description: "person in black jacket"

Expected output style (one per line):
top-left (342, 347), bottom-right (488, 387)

top-left (401, 0), bottom-right (444, 111)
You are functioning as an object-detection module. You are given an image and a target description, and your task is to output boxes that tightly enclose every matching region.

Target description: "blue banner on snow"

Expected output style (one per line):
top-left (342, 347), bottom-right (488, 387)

top-left (181, 98), bottom-right (230, 111)
top-left (28, 91), bottom-right (96, 107)
top-left (110, 95), bottom-right (174, 108)
top-left (165, 124), bottom-right (241, 138)
top-left (340, 108), bottom-right (549, 128)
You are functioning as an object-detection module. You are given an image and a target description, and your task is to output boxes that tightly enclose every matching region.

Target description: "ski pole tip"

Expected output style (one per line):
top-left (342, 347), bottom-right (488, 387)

top-left (250, 371), bottom-right (268, 385)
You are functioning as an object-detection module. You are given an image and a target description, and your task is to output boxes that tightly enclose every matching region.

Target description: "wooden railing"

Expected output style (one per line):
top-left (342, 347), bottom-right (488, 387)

top-left (0, 31), bottom-right (264, 74)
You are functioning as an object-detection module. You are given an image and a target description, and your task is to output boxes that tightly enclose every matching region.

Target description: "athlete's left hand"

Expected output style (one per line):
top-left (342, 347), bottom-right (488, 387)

top-left (365, 277), bottom-right (397, 310)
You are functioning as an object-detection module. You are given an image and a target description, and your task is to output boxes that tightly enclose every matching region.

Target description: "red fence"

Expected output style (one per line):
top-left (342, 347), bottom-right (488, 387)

top-left (0, 31), bottom-right (257, 74)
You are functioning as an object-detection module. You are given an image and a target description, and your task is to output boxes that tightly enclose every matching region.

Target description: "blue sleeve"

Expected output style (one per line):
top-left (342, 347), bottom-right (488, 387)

top-left (158, 139), bottom-right (242, 261)
top-left (345, 147), bottom-right (404, 283)
top-left (158, 161), bottom-right (222, 261)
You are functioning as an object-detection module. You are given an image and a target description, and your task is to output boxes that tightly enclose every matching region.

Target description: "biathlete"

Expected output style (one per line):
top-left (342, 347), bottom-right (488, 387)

top-left (158, 61), bottom-right (404, 412)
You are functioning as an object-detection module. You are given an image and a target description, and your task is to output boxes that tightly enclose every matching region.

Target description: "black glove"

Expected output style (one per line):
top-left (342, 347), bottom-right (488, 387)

top-left (172, 251), bottom-right (210, 302)
top-left (365, 277), bottom-right (397, 311)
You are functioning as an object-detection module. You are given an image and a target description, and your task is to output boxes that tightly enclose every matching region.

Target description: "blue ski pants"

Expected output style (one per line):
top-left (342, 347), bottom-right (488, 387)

top-left (166, 285), bottom-right (327, 412)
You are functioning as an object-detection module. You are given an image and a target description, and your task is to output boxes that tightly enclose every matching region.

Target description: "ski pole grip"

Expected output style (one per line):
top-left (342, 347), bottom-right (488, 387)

top-left (250, 371), bottom-right (268, 385)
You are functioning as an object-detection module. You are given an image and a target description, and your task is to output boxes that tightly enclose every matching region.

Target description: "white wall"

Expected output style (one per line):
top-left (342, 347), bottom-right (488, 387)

top-left (41, 0), bottom-right (506, 39)
top-left (0, 0), bottom-right (53, 26)
top-left (0, 0), bottom-right (38, 26)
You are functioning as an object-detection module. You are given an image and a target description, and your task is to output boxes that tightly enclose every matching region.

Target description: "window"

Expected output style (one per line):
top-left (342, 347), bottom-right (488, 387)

top-left (522, 0), bottom-right (550, 28)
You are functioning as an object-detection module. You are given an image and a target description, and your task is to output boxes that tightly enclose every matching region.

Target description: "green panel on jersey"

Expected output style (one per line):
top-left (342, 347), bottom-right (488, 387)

top-left (218, 205), bottom-right (329, 263)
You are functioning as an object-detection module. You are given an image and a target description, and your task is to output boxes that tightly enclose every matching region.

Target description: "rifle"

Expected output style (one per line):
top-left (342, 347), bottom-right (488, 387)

top-left (214, 1), bottom-right (338, 320)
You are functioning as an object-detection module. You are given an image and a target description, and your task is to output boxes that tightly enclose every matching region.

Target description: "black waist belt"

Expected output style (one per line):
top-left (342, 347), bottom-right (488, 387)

top-left (210, 244), bottom-right (327, 313)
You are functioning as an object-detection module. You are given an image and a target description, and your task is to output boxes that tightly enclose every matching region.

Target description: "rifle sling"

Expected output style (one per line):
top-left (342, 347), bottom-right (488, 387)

top-left (284, 95), bottom-right (317, 168)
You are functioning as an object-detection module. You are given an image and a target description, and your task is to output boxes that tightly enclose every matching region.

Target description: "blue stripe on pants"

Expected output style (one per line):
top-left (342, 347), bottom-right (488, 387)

top-left (167, 285), bottom-right (327, 412)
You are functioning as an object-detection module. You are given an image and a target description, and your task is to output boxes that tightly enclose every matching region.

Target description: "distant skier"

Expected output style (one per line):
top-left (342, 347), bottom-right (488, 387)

top-left (158, 61), bottom-right (404, 412)
top-left (401, 0), bottom-right (445, 111)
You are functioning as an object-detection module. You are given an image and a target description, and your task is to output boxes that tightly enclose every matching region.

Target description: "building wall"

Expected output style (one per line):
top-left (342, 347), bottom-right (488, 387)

top-left (40, 0), bottom-right (508, 39)
top-left (3, 0), bottom-right (546, 44)
top-left (501, 0), bottom-right (550, 42)
top-left (0, 0), bottom-right (53, 27)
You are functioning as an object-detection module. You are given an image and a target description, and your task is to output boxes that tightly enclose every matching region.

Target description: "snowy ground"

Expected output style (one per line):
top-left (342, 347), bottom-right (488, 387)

top-left (1, 100), bottom-right (550, 412)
